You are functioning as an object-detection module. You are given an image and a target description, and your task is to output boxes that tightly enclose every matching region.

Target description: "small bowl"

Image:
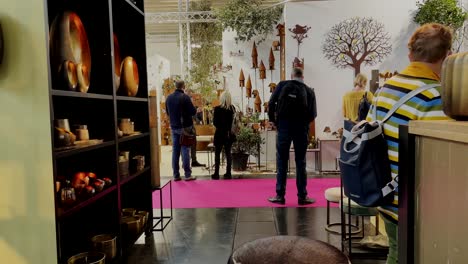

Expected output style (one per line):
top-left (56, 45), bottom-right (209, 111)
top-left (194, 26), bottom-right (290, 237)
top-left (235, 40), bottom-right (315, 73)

top-left (67, 252), bottom-right (105, 264)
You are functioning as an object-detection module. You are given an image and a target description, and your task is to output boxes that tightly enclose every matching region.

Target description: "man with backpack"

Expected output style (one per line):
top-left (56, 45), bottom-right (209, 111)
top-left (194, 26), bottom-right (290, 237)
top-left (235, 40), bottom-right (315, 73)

top-left (267, 68), bottom-right (317, 205)
top-left (341, 23), bottom-right (452, 264)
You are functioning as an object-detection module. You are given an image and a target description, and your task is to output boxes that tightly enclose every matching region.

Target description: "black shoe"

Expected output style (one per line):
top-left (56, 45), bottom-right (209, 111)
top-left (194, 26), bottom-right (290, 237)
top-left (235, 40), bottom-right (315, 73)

top-left (192, 161), bottom-right (205, 167)
top-left (268, 196), bottom-right (285, 205)
top-left (184, 176), bottom-right (197, 181)
top-left (174, 177), bottom-right (182, 182)
top-left (298, 197), bottom-right (315, 205)
top-left (211, 174), bottom-right (220, 180)
top-left (224, 173), bottom-right (232, 179)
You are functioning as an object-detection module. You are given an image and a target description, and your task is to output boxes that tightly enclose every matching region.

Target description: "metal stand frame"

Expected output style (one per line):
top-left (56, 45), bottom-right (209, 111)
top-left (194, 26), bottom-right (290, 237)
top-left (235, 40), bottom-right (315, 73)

top-left (152, 180), bottom-right (173, 232)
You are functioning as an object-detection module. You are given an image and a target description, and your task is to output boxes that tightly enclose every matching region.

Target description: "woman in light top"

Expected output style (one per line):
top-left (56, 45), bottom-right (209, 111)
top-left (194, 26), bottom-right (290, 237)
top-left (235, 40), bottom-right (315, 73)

top-left (342, 73), bottom-right (374, 122)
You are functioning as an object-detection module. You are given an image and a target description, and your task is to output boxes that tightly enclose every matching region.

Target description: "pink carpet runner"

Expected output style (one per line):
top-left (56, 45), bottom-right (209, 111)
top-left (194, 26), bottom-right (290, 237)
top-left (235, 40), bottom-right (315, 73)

top-left (153, 178), bottom-right (340, 208)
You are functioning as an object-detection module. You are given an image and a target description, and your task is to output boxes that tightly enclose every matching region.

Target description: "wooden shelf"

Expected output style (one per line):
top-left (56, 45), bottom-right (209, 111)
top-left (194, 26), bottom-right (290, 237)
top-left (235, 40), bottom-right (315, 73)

top-left (116, 96), bottom-right (148, 102)
top-left (55, 141), bottom-right (115, 158)
top-left (118, 132), bottom-right (149, 143)
top-left (52, 90), bottom-right (113, 100)
top-left (57, 185), bottom-right (117, 219)
top-left (120, 167), bottom-right (150, 186)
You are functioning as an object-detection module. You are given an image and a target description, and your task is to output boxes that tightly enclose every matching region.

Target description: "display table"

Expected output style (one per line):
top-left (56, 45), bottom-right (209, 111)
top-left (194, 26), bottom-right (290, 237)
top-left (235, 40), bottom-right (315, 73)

top-left (399, 121), bottom-right (468, 264)
top-left (317, 136), bottom-right (340, 173)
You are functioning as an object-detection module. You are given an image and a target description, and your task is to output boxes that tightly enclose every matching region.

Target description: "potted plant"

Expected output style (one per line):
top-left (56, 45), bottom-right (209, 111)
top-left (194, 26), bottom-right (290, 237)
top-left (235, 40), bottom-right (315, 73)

top-left (232, 126), bottom-right (264, 171)
top-left (247, 112), bottom-right (261, 131)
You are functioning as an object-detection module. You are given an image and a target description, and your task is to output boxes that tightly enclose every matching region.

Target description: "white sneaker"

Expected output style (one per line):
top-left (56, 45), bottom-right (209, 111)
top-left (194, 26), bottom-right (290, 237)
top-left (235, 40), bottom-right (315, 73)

top-left (184, 176), bottom-right (197, 181)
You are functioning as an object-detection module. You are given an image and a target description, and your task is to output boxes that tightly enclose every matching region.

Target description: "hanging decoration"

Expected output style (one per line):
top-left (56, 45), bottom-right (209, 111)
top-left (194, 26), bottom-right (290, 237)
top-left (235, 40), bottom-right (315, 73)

top-left (277, 24), bottom-right (286, 81)
top-left (269, 48), bottom-right (275, 71)
top-left (239, 69), bottom-right (245, 87)
top-left (259, 61), bottom-right (266, 80)
top-left (289, 24), bottom-right (311, 70)
top-left (251, 42), bottom-right (258, 69)
top-left (239, 69), bottom-right (245, 112)
top-left (246, 75), bottom-right (252, 98)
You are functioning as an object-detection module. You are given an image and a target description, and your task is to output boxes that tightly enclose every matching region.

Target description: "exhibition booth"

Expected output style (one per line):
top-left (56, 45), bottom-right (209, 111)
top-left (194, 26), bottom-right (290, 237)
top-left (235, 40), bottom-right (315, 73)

top-left (1, 0), bottom-right (468, 263)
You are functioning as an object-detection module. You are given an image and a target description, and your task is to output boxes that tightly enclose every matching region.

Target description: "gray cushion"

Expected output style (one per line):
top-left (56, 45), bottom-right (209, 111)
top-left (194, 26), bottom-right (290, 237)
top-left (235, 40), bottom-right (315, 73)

top-left (230, 236), bottom-right (350, 264)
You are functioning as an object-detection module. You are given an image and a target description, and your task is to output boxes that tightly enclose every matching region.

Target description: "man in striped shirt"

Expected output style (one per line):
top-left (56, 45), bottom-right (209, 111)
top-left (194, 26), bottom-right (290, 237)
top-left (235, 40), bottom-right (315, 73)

top-left (367, 23), bottom-right (452, 264)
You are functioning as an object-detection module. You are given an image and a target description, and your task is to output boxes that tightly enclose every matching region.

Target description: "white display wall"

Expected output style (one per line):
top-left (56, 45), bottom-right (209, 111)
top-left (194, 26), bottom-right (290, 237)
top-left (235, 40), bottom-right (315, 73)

top-left (284, 0), bottom-right (421, 134)
top-left (222, 30), bottom-right (281, 118)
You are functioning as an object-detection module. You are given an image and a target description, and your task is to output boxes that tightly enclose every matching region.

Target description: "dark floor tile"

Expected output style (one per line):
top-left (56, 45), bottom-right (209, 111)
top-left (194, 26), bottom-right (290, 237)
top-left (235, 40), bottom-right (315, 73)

top-left (126, 208), bottom-right (386, 264)
top-left (236, 221), bottom-right (276, 235)
top-left (238, 208), bottom-right (274, 222)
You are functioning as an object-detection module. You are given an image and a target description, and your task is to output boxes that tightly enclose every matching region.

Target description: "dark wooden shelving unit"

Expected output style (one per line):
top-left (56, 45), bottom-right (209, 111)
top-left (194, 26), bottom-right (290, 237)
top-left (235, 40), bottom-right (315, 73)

top-left (52, 90), bottom-right (114, 100)
top-left (116, 95), bottom-right (148, 102)
top-left (54, 140), bottom-right (115, 158)
top-left (118, 132), bottom-right (150, 143)
top-left (57, 185), bottom-right (118, 219)
top-left (120, 167), bottom-right (150, 186)
top-left (45, 0), bottom-right (152, 262)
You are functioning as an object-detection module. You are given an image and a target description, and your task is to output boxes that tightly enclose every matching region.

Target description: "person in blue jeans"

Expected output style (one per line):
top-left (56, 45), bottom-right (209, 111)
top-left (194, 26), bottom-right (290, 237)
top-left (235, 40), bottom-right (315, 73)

top-left (165, 80), bottom-right (197, 181)
top-left (268, 68), bottom-right (317, 205)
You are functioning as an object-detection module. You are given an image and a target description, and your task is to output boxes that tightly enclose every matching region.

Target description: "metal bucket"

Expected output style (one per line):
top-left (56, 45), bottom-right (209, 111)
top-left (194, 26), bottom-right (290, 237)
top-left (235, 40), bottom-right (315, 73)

top-left (91, 234), bottom-right (117, 260)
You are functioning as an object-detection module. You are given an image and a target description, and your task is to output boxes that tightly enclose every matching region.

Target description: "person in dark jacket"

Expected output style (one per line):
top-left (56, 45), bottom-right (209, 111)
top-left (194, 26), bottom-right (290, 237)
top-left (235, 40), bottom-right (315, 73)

top-left (267, 68), bottom-right (317, 205)
top-left (212, 91), bottom-right (236, 180)
top-left (165, 80), bottom-right (197, 181)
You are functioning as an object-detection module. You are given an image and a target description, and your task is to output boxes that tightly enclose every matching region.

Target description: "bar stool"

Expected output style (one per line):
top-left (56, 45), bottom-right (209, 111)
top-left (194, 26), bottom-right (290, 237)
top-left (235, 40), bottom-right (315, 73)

top-left (324, 187), bottom-right (361, 235)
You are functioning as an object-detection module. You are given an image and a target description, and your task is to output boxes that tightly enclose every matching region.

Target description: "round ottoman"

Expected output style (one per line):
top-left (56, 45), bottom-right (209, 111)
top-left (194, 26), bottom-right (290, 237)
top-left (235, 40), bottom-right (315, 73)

top-left (229, 236), bottom-right (350, 264)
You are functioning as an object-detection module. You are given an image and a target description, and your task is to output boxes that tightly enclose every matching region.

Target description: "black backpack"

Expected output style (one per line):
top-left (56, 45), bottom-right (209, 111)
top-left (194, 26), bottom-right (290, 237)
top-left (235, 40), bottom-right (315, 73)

top-left (357, 92), bottom-right (370, 121)
top-left (277, 81), bottom-right (308, 121)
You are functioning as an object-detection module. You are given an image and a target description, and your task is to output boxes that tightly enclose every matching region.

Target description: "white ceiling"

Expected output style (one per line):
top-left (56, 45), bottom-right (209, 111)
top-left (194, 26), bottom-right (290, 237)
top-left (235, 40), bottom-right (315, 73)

top-left (144, 0), bottom-right (283, 37)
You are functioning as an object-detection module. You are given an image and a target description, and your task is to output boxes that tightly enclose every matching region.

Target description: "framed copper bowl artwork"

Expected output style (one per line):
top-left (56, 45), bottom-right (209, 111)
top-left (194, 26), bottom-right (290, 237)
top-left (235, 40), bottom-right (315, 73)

top-left (120, 56), bottom-right (139, 97)
top-left (113, 34), bottom-right (122, 91)
top-left (50, 12), bottom-right (91, 93)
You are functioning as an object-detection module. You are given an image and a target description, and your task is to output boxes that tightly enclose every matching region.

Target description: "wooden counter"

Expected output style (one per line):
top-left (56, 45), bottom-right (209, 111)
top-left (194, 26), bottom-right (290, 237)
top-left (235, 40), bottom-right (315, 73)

top-left (400, 121), bottom-right (468, 264)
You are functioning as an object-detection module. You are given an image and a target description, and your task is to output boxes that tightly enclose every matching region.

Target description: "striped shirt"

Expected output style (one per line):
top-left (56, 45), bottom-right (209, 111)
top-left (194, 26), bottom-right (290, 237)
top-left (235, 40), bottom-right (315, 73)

top-left (366, 62), bottom-right (449, 222)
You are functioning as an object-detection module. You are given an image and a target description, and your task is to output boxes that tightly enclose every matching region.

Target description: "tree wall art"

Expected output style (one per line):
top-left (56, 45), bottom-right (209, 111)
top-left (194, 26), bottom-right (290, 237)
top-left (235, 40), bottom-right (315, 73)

top-left (322, 17), bottom-right (392, 76)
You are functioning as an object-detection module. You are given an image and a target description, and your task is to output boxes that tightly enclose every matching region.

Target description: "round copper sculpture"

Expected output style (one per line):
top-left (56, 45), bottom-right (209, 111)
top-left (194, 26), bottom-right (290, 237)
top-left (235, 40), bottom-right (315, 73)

top-left (114, 34), bottom-right (122, 91)
top-left (50, 12), bottom-right (91, 92)
top-left (59, 60), bottom-right (78, 91)
top-left (120, 56), bottom-right (139, 97)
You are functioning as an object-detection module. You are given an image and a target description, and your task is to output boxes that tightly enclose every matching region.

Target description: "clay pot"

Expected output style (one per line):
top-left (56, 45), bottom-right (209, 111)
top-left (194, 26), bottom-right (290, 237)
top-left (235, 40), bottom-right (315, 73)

top-left (120, 57), bottom-right (139, 97)
top-left (50, 12), bottom-right (91, 92)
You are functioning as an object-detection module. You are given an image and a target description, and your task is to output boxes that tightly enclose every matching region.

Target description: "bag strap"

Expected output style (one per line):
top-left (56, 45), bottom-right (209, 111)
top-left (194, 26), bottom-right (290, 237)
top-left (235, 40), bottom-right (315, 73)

top-left (377, 84), bottom-right (438, 123)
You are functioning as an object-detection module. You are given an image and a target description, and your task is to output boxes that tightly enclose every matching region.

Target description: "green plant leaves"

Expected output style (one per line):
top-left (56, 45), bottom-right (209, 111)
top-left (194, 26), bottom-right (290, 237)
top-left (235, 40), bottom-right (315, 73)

top-left (414, 0), bottom-right (467, 30)
top-left (216, 0), bottom-right (283, 43)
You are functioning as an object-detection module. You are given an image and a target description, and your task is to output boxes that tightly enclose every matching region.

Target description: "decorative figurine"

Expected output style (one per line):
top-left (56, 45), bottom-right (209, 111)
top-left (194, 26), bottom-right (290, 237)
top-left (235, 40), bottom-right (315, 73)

top-left (251, 42), bottom-right (258, 69)
top-left (259, 60), bottom-right (266, 80)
